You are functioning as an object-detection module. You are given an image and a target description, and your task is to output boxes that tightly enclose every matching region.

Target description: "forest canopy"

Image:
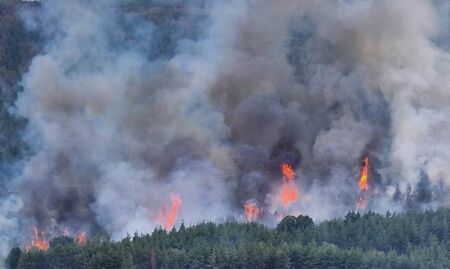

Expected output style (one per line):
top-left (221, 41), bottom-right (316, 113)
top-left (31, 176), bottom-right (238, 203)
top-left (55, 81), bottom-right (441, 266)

top-left (8, 208), bottom-right (450, 269)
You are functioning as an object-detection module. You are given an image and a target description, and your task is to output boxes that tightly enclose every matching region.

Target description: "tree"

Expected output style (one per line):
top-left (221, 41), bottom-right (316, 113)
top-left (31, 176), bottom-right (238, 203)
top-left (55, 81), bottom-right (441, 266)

top-left (120, 251), bottom-right (136, 269)
top-left (5, 247), bottom-right (21, 269)
top-left (276, 215), bottom-right (314, 233)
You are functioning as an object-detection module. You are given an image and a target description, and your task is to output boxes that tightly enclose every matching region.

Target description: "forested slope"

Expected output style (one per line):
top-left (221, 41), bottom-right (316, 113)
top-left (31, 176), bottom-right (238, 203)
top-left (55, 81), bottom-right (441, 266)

top-left (8, 208), bottom-right (450, 269)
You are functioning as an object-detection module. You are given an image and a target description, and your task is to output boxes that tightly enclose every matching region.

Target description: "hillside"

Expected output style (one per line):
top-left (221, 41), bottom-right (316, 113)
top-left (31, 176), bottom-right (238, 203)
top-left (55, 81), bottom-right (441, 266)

top-left (8, 208), bottom-right (450, 269)
top-left (3, 1), bottom-right (450, 269)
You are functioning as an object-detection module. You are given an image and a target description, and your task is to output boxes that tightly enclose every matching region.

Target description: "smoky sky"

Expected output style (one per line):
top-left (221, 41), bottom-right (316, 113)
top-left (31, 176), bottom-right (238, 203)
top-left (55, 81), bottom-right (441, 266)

top-left (2, 0), bottom-right (450, 262)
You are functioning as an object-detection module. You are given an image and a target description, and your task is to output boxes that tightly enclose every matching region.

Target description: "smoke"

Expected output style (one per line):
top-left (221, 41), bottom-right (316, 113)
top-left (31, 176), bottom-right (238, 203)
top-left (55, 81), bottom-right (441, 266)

top-left (2, 0), bottom-right (450, 262)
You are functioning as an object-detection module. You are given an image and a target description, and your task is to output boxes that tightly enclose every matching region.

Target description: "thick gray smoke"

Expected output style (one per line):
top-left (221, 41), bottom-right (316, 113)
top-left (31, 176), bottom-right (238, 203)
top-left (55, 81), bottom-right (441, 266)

top-left (2, 0), bottom-right (450, 262)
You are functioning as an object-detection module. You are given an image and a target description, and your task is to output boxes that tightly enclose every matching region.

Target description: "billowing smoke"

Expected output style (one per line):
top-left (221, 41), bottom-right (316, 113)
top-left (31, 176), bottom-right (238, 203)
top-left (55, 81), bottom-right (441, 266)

top-left (2, 0), bottom-right (450, 261)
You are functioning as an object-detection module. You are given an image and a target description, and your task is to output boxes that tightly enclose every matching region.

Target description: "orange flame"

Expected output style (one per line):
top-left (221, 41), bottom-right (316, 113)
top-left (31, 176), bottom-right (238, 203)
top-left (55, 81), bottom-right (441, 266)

top-left (244, 201), bottom-right (260, 222)
top-left (279, 163), bottom-right (299, 208)
top-left (75, 232), bottom-right (87, 245)
top-left (280, 183), bottom-right (299, 207)
top-left (358, 157), bottom-right (369, 191)
top-left (26, 227), bottom-right (49, 251)
top-left (281, 163), bottom-right (295, 182)
top-left (62, 227), bottom-right (87, 245)
top-left (357, 157), bottom-right (369, 209)
top-left (156, 193), bottom-right (182, 230)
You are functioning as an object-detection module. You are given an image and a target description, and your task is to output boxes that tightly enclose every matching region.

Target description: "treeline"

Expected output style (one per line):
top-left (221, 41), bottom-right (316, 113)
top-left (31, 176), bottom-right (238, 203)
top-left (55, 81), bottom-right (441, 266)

top-left (8, 208), bottom-right (450, 269)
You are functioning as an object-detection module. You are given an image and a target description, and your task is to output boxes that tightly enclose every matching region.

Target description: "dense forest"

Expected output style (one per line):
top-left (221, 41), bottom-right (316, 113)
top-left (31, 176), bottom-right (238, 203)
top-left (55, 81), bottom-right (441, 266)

top-left (6, 208), bottom-right (450, 269)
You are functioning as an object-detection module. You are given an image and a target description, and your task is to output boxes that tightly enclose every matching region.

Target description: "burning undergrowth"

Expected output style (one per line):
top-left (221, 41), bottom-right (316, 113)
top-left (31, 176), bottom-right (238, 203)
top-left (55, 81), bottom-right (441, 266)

top-left (1, 0), bottom-right (450, 261)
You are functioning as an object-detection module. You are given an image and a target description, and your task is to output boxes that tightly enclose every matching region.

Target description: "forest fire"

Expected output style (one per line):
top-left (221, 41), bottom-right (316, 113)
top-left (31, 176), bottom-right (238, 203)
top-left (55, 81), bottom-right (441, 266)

top-left (357, 157), bottom-right (370, 209)
top-left (279, 163), bottom-right (299, 208)
top-left (26, 227), bottom-right (87, 251)
top-left (75, 232), bottom-right (87, 246)
top-left (244, 201), bottom-right (260, 222)
top-left (358, 157), bottom-right (369, 191)
top-left (63, 228), bottom-right (87, 245)
top-left (281, 163), bottom-right (295, 181)
top-left (156, 193), bottom-right (182, 230)
top-left (26, 227), bottom-right (49, 251)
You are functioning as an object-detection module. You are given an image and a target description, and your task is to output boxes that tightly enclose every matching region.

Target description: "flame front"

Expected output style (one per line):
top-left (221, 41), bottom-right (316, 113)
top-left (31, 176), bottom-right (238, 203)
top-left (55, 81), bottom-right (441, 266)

top-left (26, 227), bottom-right (49, 251)
top-left (156, 193), bottom-right (182, 230)
top-left (279, 163), bottom-right (299, 208)
top-left (244, 201), bottom-right (260, 222)
top-left (357, 157), bottom-right (369, 209)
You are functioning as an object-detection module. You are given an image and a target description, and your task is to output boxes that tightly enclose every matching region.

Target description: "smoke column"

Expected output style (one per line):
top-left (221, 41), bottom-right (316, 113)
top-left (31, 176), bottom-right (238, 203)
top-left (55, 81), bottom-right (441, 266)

top-left (2, 0), bottom-right (450, 262)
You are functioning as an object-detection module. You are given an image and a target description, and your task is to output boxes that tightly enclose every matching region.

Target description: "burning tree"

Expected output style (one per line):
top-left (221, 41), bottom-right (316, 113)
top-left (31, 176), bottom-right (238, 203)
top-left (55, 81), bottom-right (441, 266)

top-left (357, 157), bottom-right (370, 209)
top-left (279, 163), bottom-right (300, 209)
top-left (244, 201), bottom-right (260, 222)
top-left (156, 193), bottom-right (182, 231)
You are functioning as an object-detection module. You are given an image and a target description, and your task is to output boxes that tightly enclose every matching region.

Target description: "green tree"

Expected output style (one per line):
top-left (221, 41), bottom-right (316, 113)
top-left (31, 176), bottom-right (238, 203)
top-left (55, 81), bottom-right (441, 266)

top-left (5, 247), bottom-right (21, 269)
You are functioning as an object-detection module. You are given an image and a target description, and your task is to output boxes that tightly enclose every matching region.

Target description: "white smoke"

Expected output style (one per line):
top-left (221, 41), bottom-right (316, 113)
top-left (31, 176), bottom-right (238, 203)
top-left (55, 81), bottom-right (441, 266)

top-left (2, 0), bottom-right (450, 263)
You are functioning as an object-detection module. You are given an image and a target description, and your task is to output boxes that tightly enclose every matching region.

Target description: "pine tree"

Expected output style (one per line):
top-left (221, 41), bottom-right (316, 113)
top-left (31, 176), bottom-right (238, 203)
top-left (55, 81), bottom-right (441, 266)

top-left (5, 247), bottom-right (21, 269)
top-left (120, 251), bottom-right (136, 269)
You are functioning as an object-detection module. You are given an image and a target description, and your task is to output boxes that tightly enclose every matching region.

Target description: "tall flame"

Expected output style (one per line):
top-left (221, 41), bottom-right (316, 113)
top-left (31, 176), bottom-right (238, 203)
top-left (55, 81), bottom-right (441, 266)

top-left (358, 157), bottom-right (369, 191)
top-left (244, 201), bottom-right (260, 222)
top-left (26, 227), bottom-right (49, 251)
top-left (156, 193), bottom-right (182, 230)
top-left (357, 157), bottom-right (369, 209)
top-left (279, 163), bottom-right (299, 208)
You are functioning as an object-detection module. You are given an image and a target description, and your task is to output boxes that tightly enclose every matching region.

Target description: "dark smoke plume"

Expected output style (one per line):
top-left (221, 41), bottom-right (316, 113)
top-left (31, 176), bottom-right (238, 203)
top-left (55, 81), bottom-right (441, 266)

top-left (1, 0), bottom-right (450, 262)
